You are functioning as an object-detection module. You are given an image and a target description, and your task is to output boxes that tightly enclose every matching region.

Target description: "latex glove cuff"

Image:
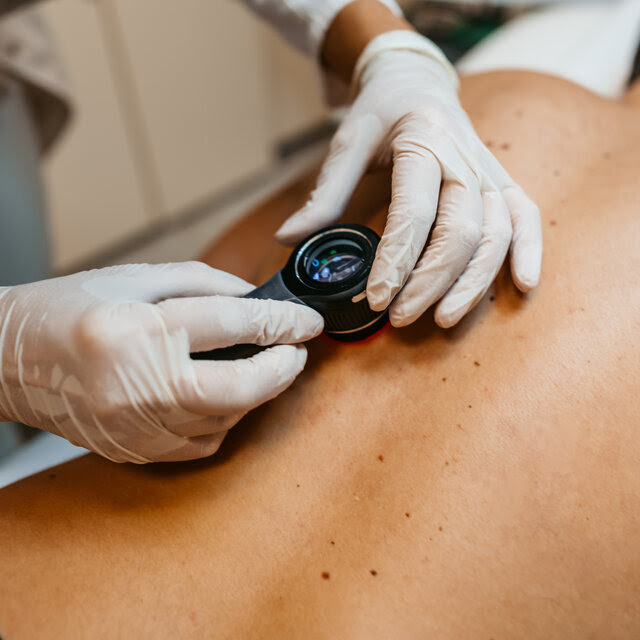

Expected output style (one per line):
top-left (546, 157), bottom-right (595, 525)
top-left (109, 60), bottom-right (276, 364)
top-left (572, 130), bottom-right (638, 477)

top-left (351, 30), bottom-right (459, 99)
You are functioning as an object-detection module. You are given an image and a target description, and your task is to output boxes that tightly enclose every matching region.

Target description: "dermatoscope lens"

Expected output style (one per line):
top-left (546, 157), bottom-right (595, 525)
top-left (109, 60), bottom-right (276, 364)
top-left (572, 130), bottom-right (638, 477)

top-left (303, 239), bottom-right (366, 284)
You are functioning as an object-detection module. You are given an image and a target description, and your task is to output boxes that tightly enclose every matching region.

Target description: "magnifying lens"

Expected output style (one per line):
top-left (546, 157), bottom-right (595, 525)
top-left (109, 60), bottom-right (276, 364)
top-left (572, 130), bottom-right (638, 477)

top-left (193, 224), bottom-right (388, 360)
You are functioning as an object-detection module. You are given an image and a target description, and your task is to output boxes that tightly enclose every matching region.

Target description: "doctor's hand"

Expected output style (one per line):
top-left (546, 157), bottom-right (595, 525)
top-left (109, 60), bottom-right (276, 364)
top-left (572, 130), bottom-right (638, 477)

top-left (0, 262), bottom-right (323, 463)
top-left (277, 33), bottom-right (542, 329)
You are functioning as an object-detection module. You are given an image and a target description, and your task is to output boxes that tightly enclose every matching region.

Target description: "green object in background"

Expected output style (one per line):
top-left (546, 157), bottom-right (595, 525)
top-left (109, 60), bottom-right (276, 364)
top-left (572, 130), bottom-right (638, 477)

top-left (403, 1), bottom-right (531, 64)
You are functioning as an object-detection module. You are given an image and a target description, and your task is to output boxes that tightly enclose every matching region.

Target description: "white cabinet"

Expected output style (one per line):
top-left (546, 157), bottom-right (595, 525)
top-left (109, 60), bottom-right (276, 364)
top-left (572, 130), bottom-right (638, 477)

top-left (104, 0), bottom-right (274, 219)
top-left (42, 0), bottom-right (327, 270)
top-left (261, 28), bottom-right (328, 143)
top-left (41, 0), bottom-right (152, 271)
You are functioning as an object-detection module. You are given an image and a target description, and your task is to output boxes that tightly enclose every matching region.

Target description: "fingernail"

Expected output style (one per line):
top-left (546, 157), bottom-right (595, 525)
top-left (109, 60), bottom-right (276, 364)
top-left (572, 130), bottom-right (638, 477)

top-left (366, 284), bottom-right (390, 312)
top-left (295, 345), bottom-right (308, 368)
top-left (276, 215), bottom-right (303, 240)
top-left (299, 307), bottom-right (324, 335)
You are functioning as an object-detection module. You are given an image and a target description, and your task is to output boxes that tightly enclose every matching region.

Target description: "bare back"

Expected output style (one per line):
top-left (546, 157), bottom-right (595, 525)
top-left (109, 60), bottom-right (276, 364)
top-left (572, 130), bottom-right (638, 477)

top-left (0, 72), bottom-right (639, 639)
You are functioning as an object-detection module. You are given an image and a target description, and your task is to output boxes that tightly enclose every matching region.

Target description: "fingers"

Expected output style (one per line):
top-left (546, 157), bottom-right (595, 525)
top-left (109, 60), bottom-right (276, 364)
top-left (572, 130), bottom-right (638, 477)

top-left (388, 180), bottom-right (482, 327)
top-left (182, 344), bottom-right (308, 416)
top-left (366, 140), bottom-right (442, 312)
top-left (84, 261), bottom-right (254, 303)
top-left (435, 190), bottom-right (512, 328)
top-left (276, 115), bottom-right (383, 244)
top-left (158, 296), bottom-right (323, 352)
top-left (152, 430), bottom-right (230, 462)
top-left (502, 186), bottom-right (543, 291)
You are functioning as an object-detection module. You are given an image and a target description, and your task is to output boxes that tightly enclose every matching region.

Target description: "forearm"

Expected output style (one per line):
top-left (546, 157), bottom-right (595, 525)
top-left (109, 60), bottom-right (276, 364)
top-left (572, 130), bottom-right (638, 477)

top-left (239, 0), bottom-right (403, 61)
top-left (321, 0), bottom-right (414, 85)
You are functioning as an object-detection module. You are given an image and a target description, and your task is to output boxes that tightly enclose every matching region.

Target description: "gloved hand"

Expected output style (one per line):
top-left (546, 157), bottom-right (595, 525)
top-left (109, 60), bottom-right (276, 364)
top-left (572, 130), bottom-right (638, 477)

top-left (276, 32), bottom-right (542, 328)
top-left (0, 262), bottom-right (323, 463)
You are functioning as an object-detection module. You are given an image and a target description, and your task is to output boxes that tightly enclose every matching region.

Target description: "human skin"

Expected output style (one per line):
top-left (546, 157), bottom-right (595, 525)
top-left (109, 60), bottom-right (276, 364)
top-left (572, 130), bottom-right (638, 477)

top-left (0, 71), bottom-right (639, 639)
top-left (321, 0), bottom-right (414, 83)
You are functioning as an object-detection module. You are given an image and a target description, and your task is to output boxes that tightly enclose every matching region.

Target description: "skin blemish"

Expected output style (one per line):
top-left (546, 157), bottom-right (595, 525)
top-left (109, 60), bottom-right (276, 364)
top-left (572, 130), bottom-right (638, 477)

top-left (442, 377), bottom-right (447, 382)
top-left (515, 110), bottom-right (523, 118)
top-left (553, 170), bottom-right (561, 177)
top-left (296, 484), bottom-right (300, 488)
top-left (438, 526), bottom-right (443, 532)
top-left (445, 461), bottom-right (449, 466)
top-left (49, 473), bottom-right (56, 479)
top-left (330, 541), bottom-right (335, 545)
top-left (378, 454), bottom-right (384, 462)
top-left (485, 140), bottom-right (495, 148)
top-left (468, 405), bottom-right (472, 409)
top-left (321, 572), bottom-right (330, 580)
top-left (489, 295), bottom-right (495, 301)
top-left (549, 220), bottom-right (557, 226)
top-left (405, 512), bottom-right (411, 518)
top-left (500, 143), bottom-right (510, 151)
top-left (370, 570), bottom-right (378, 577)
top-left (457, 424), bottom-right (462, 429)
top-left (474, 361), bottom-right (480, 367)
top-left (602, 151), bottom-right (611, 160)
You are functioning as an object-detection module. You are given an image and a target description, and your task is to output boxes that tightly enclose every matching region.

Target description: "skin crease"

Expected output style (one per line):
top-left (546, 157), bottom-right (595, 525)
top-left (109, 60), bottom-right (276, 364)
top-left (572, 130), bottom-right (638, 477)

top-left (0, 71), bottom-right (639, 639)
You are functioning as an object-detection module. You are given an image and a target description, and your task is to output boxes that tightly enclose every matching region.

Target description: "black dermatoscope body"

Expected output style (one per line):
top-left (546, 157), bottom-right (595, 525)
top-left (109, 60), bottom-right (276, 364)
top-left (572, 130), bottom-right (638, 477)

top-left (193, 224), bottom-right (389, 360)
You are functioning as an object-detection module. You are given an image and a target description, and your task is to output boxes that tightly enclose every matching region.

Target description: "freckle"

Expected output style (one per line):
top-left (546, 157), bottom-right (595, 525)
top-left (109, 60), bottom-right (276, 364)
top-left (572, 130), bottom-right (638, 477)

top-left (438, 526), bottom-right (443, 532)
top-left (296, 484), bottom-right (300, 488)
top-left (474, 361), bottom-right (480, 367)
top-left (515, 110), bottom-right (523, 118)
top-left (370, 570), bottom-right (378, 576)
top-left (586, 517), bottom-right (590, 521)
top-left (321, 572), bottom-right (330, 580)
top-left (378, 454), bottom-right (384, 462)
top-left (468, 405), bottom-right (472, 409)
top-left (489, 295), bottom-right (495, 301)
top-left (442, 377), bottom-right (447, 382)
top-left (330, 540), bottom-right (335, 545)
top-left (602, 151), bottom-right (611, 159)
top-left (500, 142), bottom-right (510, 150)
top-left (457, 424), bottom-right (462, 429)
top-left (405, 512), bottom-right (411, 518)
top-left (49, 473), bottom-right (56, 479)
top-left (429, 537), bottom-right (433, 541)
top-left (549, 220), bottom-right (557, 226)
top-left (553, 169), bottom-right (560, 177)
top-left (580, 307), bottom-right (585, 312)
top-left (485, 140), bottom-right (495, 148)
top-left (444, 461), bottom-right (449, 466)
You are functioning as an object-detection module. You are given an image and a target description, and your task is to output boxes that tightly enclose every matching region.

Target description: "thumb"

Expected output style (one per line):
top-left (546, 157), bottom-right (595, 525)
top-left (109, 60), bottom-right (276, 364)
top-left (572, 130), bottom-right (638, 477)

top-left (276, 115), bottom-right (383, 245)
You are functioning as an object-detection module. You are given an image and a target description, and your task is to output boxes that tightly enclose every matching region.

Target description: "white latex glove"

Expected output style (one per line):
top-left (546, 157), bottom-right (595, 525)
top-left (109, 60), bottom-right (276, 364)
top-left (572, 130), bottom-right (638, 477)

top-left (0, 262), bottom-right (323, 463)
top-left (276, 32), bottom-right (542, 328)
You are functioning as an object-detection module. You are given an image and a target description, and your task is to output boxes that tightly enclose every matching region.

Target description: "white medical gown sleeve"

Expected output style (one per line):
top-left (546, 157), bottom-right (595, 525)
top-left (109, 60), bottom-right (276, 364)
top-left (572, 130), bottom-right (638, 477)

top-left (239, 0), bottom-right (403, 59)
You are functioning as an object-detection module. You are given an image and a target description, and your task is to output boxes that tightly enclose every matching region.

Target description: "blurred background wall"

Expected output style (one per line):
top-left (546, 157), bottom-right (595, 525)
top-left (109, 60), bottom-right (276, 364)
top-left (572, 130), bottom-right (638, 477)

top-left (39, 0), bottom-right (331, 272)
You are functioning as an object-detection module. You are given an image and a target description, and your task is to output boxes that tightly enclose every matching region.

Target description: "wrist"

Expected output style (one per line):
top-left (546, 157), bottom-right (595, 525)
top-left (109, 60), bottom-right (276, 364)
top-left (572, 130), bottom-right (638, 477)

top-left (322, 0), bottom-right (411, 85)
top-left (351, 31), bottom-right (459, 98)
